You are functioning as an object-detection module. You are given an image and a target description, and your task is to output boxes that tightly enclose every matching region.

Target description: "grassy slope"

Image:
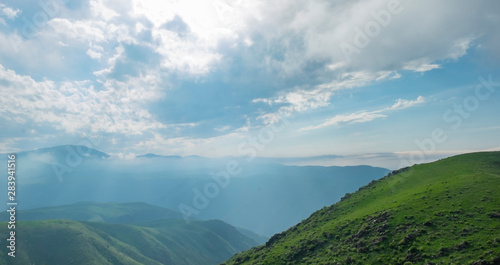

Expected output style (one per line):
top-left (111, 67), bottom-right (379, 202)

top-left (224, 152), bottom-right (500, 265)
top-left (0, 219), bottom-right (258, 265)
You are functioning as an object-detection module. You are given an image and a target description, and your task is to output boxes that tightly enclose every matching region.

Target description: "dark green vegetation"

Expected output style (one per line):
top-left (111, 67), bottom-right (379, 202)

top-left (0, 202), bottom-right (263, 265)
top-left (0, 200), bottom-right (270, 244)
top-left (224, 152), bottom-right (500, 265)
top-left (0, 219), bottom-right (257, 265)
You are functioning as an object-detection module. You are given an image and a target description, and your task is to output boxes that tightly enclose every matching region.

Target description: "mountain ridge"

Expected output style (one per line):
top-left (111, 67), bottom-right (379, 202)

top-left (0, 202), bottom-right (263, 265)
top-left (0, 146), bottom-right (390, 236)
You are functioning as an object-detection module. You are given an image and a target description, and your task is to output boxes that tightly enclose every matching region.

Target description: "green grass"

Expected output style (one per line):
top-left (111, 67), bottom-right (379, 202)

top-left (0, 218), bottom-right (258, 265)
top-left (223, 152), bottom-right (500, 265)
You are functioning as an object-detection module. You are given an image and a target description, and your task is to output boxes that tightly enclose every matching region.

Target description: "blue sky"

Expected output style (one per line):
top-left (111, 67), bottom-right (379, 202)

top-left (0, 0), bottom-right (499, 168)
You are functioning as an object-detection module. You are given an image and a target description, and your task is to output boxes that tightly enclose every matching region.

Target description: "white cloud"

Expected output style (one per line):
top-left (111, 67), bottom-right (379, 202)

top-left (254, 71), bottom-right (399, 124)
top-left (90, 0), bottom-right (119, 21)
top-left (243, 0), bottom-right (498, 127)
top-left (0, 0), bottom-right (498, 156)
top-left (301, 111), bottom-right (387, 131)
top-left (153, 28), bottom-right (222, 74)
top-left (126, 0), bottom-right (261, 75)
top-left (0, 64), bottom-right (167, 135)
top-left (47, 18), bottom-right (135, 45)
top-left (3, 0), bottom-right (497, 81)
top-left (86, 48), bottom-right (103, 59)
top-left (93, 45), bottom-right (125, 76)
top-left (39, 0), bottom-right (250, 76)
top-left (241, 0), bottom-right (497, 78)
top-left (130, 0), bottom-right (257, 41)
top-left (0, 4), bottom-right (21, 19)
top-left (403, 63), bottom-right (441, 73)
top-left (387, 96), bottom-right (425, 110)
top-left (300, 96), bottom-right (426, 131)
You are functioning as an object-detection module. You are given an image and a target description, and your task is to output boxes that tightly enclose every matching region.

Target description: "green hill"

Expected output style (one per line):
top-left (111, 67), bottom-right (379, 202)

top-left (0, 219), bottom-right (258, 265)
top-left (224, 152), bottom-right (500, 265)
top-left (0, 202), bottom-right (263, 265)
top-left (0, 201), bottom-right (267, 247)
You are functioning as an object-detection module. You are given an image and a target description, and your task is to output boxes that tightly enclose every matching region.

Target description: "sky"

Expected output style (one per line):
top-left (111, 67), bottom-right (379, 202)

top-left (0, 0), bottom-right (499, 169)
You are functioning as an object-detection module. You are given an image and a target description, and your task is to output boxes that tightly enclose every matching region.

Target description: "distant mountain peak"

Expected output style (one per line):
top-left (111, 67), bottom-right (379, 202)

top-left (18, 145), bottom-right (110, 160)
top-left (136, 153), bottom-right (182, 159)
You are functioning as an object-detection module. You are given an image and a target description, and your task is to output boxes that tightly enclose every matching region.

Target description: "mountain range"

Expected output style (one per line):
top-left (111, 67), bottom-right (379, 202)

top-left (0, 202), bottom-right (263, 265)
top-left (1, 148), bottom-right (499, 264)
top-left (0, 145), bottom-right (390, 236)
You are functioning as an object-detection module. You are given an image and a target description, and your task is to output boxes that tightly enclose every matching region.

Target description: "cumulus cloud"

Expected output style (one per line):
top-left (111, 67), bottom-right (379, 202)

top-left (90, 0), bottom-right (119, 21)
top-left (48, 18), bottom-right (112, 43)
top-left (0, 0), bottom-right (498, 154)
top-left (2, 0), bottom-right (498, 80)
top-left (126, 0), bottom-right (260, 75)
top-left (1, 0), bottom-right (241, 78)
top-left (153, 27), bottom-right (222, 74)
top-left (0, 64), bottom-right (167, 135)
top-left (243, 0), bottom-right (497, 127)
top-left (0, 3), bottom-right (21, 19)
top-left (246, 0), bottom-right (496, 75)
top-left (86, 46), bottom-right (104, 59)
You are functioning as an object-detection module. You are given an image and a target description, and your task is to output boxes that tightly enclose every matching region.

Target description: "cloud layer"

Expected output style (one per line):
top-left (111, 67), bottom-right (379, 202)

top-left (0, 0), bottom-right (499, 156)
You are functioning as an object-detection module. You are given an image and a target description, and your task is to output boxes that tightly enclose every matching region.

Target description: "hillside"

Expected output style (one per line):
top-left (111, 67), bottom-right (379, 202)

top-left (0, 201), bottom-right (269, 246)
top-left (0, 202), bottom-right (263, 265)
top-left (224, 152), bottom-right (500, 265)
top-left (0, 219), bottom-right (258, 265)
